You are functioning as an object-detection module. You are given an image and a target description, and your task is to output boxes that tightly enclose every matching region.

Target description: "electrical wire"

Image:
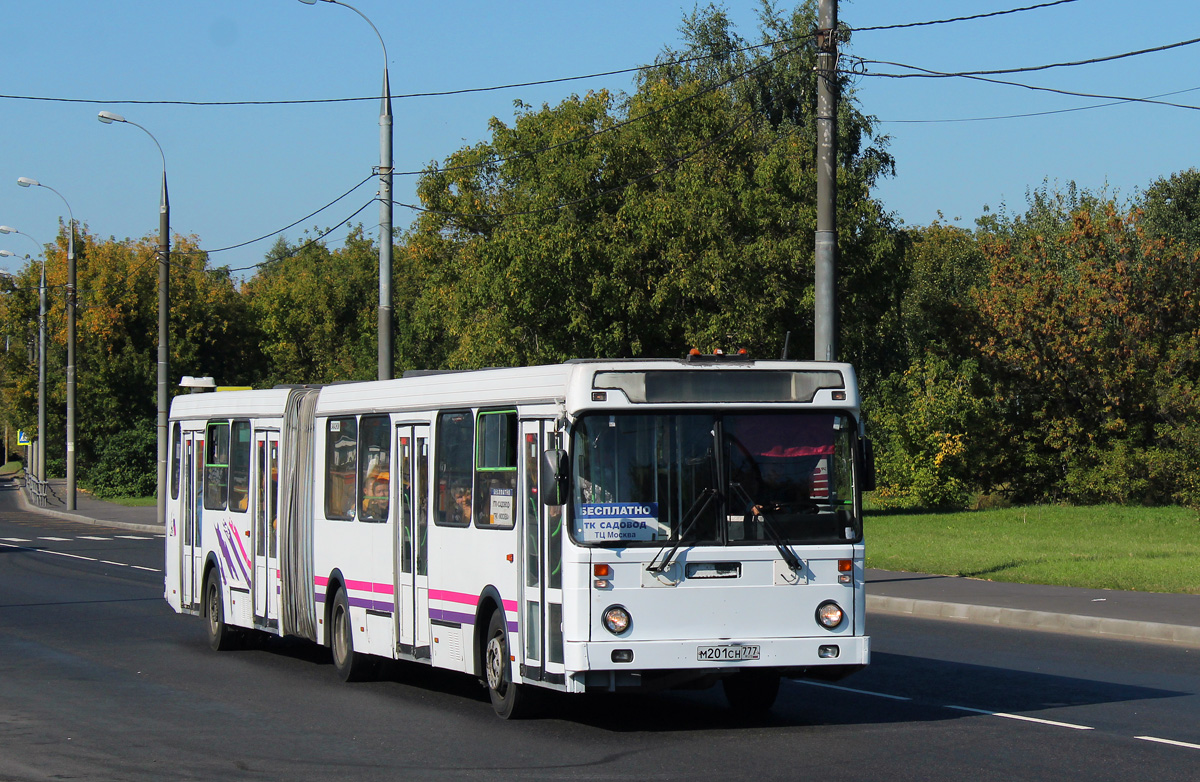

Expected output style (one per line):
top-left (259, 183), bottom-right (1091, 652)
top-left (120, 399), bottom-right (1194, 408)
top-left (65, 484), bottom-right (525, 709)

top-left (847, 0), bottom-right (1080, 32)
top-left (857, 61), bottom-right (1200, 111)
top-left (0, 36), bottom-right (805, 109)
top-left (858, 35), bottom-right (1200, 80)
top-left (175, 172), bottom-right (376, 255)
top-left (397, 46), bottom-right (797, 181)
top-left (875, 85), bottom-right (1200, 124)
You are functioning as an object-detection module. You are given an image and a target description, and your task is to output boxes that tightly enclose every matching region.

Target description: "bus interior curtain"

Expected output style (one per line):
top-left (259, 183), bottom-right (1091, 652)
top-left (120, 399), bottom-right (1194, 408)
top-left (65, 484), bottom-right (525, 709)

top-left (279, 388), bottom-right (319, 641)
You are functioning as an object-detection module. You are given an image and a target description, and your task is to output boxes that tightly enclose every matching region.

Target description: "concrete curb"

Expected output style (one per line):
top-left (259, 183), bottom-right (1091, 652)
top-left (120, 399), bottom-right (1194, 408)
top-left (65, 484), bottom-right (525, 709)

top-left (868, 594), bottom-right (1200, 649)
top-left (13, 483), bottom-right (164, 535)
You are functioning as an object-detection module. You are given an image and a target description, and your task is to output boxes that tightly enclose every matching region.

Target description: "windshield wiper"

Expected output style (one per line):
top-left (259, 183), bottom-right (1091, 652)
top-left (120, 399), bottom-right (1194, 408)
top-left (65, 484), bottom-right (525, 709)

top-left (647, 487), bottom-right (718, 574)
top-left (729, 481), bottom-right (803, 572)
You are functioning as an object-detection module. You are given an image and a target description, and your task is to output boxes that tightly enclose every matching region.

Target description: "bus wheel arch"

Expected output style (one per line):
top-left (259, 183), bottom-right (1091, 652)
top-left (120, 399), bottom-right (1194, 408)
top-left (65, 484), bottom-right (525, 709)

top-left (202, 561), bottom-right (239, 651)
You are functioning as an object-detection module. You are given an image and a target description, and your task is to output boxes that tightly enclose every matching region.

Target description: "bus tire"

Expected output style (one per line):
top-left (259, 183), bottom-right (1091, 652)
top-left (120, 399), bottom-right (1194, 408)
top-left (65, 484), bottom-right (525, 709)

top-left (330, 588), bottom-right (373, 682)
top-left (722, 670), bottom-right (781, 714)
top-left (484, 609), bottom-right (532, 719)
top-left (204, 572), bottom-right (238, 652)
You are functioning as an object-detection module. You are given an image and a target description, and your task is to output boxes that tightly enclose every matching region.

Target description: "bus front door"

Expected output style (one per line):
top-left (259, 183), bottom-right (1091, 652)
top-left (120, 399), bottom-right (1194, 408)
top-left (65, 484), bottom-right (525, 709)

top-left (253, 430), bottom-right (280, 626)
top-left (519, 420), bottom-right (566, 684)
top-left (395, 424), bottom-right (432, 660)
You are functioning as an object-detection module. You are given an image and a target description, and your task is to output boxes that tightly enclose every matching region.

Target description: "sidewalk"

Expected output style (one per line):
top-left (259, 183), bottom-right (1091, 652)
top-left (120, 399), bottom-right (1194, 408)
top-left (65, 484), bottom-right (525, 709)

top-left (867, 568), bottom-right (1200, 648)
top-left (10, 475), bottom-right (1200, 648)
top-left (15, 476), bottom-right (161, 534)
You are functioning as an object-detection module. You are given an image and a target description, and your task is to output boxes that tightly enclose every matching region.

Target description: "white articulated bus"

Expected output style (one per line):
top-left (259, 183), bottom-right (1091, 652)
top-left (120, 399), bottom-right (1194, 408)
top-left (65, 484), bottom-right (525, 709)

top-left (165, 357), bottom-right (873, 718)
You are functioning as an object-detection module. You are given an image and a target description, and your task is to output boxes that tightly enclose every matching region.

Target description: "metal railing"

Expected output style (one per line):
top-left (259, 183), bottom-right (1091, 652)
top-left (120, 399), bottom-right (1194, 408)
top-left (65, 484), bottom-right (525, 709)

top-left (24, 473), bottom-right (49, 506)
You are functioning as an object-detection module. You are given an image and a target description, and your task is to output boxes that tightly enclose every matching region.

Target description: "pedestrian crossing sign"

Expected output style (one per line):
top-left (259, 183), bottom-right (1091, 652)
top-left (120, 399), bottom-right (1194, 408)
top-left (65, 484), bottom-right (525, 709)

top-left (17, 430), bottom-right (30, 446)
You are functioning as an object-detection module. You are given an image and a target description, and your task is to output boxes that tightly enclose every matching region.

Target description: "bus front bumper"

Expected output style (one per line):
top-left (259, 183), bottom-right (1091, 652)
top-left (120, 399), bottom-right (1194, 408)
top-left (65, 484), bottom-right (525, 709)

top-left (568, 634), bottom-right (870, 673)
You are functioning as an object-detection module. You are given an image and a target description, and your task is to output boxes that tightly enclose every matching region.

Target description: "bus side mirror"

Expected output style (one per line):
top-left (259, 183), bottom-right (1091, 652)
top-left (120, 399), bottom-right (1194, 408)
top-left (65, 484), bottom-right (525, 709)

top-left (540, 449), bottom-right (569, 506)
top-left (859, 437), bottom-right (877, 492)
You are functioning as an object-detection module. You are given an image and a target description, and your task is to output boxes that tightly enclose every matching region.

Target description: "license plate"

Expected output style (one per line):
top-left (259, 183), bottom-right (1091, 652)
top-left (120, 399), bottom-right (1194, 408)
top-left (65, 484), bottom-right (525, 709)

top-left (697, 644), bottom-right (761, 661)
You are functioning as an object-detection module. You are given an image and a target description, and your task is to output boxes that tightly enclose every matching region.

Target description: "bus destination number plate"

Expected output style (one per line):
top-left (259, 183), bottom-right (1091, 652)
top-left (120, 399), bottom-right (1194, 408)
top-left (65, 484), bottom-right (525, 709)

top-left (697, 644), bottom-right (760, 662)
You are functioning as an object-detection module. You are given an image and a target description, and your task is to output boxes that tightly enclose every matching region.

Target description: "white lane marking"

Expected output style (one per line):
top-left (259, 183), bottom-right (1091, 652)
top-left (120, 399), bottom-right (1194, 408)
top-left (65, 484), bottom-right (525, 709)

top-left (793, 679), bottom-right (913, 701)
top-left (1136, 736), bottom-right (1200, 751)
top-left (0, 537), bottom-right (31, 542)
top-left (38, 536), bottom-right (71, 542)
top-left (947, 705), bottom-right (1093, 730)
top-left (0, 541), bottom-right (160, 572)
top-left (115, 535), bottom-right (153, 540)
top-left (78, 536), bottom-right (112, 541)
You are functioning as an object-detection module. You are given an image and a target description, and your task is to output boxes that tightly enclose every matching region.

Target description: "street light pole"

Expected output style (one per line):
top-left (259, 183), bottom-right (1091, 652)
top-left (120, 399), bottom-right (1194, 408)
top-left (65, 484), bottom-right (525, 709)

top-left (98, 111), bottom-right (170, 530)
top-left (297, 0), bottom-right (393, 380)
top-left (0, 233), bottom-right (46, 499)
top-left (15, 178), bottom-right (76, 508)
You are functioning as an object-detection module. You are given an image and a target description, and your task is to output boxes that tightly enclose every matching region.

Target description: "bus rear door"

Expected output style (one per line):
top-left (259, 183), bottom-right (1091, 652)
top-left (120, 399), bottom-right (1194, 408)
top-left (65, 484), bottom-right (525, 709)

top-left (180, 430), bottom-right (202, 611)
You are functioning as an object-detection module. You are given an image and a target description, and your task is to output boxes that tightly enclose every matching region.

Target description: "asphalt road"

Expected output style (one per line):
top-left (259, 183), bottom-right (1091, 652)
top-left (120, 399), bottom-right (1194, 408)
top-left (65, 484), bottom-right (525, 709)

top-left (2, 486), bottom-right (1198, 781)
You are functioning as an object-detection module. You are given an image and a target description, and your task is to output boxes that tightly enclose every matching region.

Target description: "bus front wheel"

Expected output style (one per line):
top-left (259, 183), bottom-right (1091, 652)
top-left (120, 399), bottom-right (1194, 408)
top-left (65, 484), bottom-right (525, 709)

top-left (484, 610), bottom-right (532, 719)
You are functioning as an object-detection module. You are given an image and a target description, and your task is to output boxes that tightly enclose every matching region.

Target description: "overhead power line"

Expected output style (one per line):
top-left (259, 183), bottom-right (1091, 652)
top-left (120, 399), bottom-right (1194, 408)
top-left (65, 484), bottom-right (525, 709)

top-left (858, 35), bottom-right (1200, 80)
top-left (875, 85), bottom-right (1200, 124)
top-left (0, 36), bottom-right (804, 109)
top-left (848, 0), bottom-right (1081, 33)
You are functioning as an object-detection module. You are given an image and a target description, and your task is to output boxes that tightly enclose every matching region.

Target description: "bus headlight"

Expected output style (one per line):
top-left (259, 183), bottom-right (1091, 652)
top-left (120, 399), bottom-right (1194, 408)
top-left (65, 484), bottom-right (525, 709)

top-left (602, 605), bottom-right (632, 635)
top-left (816, 600), bottom-right (845, 629)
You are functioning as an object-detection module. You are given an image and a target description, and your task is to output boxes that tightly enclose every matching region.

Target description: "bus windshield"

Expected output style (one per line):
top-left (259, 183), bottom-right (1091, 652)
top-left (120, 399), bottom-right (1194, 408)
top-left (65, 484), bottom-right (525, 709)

top-left (570, 411), bottom-right (861, 547)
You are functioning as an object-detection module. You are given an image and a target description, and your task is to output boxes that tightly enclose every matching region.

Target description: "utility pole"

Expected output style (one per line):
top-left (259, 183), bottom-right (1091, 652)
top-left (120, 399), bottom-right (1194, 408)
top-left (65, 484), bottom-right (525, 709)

top-left (814, 0), bottom-right (838, 362)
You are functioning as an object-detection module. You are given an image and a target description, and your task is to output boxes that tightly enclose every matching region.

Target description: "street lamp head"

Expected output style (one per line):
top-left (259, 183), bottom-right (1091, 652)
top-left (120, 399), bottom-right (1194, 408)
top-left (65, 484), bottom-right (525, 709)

top-left (0, 226), bottom-right (15, 234)
top-left (17, 177), bottom-right (38, 188)
top-left (98, 110), bottom-right (126, 124)
top-left (0, 250), bottom-right (16, 257)
top-left (297, 0), bottom-right (318, 4)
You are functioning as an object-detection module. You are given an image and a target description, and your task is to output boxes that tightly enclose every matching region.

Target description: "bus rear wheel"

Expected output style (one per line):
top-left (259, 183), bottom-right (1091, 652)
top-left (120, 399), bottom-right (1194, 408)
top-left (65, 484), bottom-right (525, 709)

top-left (722, 670), bottom-right (781, 714)
top-left (331, 588), bottom-right (374, 682)
top-left (484, 610), bottom-right (533, 719)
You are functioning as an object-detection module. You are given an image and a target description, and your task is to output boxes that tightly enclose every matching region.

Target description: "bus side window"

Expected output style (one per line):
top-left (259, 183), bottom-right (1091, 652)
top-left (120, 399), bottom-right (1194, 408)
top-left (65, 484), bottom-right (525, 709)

top-left (228, 420), bottom-right (252, 513)
top-left (170, 421), bottom-right (181, 500)
top-left (475, 411), bottom-right (517, 529)
top-left (359, 415), bottom-right (391, 522)
top-left (435, 411), bottom-right (473, 527)
top-left (204, 421), bottom-right (230, 510)
top-left (325, 417), bottom-right (358, 520)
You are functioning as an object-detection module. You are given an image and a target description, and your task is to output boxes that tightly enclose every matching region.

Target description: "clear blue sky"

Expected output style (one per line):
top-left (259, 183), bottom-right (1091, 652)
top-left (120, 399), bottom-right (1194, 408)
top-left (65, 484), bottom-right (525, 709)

top-left (2, 0), bottom-right (1197, 279)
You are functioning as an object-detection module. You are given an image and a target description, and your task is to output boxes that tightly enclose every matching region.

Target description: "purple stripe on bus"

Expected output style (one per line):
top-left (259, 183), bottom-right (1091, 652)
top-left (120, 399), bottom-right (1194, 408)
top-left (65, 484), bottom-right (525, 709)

top-left (507, 621), bottom-right (518, 634)
top-left (430, 608), bottom-right (476, 626)
top-left (314, 591), bottom-right (326, 603)
top-left (215, 532), bottom-right (239, 585)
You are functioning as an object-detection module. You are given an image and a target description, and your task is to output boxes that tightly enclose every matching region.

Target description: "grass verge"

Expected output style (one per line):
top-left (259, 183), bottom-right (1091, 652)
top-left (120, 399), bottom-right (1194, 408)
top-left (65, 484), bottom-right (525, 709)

top-left (865, 504), bottom-right (1200, 594)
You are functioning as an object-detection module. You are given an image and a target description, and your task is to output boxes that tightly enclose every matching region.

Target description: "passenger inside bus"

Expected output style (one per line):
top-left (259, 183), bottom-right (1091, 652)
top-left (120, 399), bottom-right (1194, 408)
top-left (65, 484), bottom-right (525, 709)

top-left (362, 471), bottom-right (390, 520)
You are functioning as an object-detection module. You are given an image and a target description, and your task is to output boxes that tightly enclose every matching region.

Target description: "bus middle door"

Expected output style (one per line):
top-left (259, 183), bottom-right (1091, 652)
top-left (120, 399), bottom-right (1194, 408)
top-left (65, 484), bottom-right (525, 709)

top-left (395, 424), bottom-right (432, 660)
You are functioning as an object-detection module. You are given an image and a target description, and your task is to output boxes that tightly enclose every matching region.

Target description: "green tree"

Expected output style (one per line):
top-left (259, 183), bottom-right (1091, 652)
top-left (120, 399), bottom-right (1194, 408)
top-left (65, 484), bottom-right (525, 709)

top-left (971, 189), bottom-right (1200, 505)
top-left (0, 226), bottom-right (257, 493)
top-left (1141, 168), bottom-right (1200, 249)
top-left (242, 229), bottom-right (379, 385)
top-left (403, 1), bottom-right (902, 373)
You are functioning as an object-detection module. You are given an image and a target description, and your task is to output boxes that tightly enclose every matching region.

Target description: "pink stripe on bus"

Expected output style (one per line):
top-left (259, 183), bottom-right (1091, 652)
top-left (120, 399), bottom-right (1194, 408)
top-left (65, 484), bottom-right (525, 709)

top-left (345, 578), bottom-right (395, 595)
top-left (430, 589), bottom-right (479, 606)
